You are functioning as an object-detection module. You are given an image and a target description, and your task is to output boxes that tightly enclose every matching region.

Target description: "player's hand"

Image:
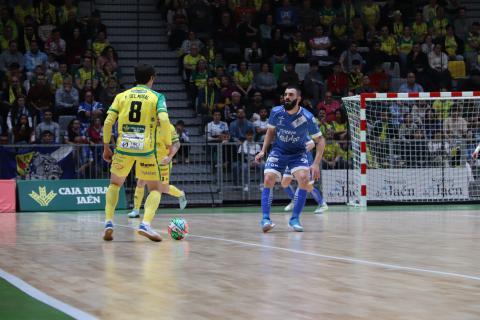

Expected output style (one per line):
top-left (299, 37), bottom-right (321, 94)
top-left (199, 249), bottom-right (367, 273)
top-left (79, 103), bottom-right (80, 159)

top-left (255, 151), bottom-right (265, 163)
top-left (310, 165), bottom-right (320, 181)
top-left (473, 151), bottom-right (479, 160)
top-left (103, 146), bottom-right (113, 163)
top-left (306, 141), bottom-right (315, 151)
top-left (160, 156), bottom-right (171, 165)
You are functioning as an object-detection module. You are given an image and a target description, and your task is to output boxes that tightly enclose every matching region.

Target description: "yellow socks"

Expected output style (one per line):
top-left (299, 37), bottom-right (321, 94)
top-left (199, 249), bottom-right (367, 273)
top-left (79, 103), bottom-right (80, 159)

top-left (168, 185), bottom-right (184, 198)
top-left (105, 184), bottom-right (120, 221)
top-left (142, 190), bottom-right (161, 224)
top-left (133, 186), bottom-right (145, 210)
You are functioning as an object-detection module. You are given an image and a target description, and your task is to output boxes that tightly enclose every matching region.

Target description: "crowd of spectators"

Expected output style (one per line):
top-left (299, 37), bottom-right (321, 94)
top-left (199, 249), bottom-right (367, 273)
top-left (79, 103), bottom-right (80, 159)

top-left (0, 0), bottom-right (123, 148)
top-left (166, 0), bottom-right (480, 173)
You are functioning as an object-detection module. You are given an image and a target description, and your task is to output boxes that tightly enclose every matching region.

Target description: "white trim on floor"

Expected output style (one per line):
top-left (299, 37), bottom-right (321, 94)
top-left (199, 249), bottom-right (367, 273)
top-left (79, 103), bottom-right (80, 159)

top-left (0, 268), bottom-right (97, 320)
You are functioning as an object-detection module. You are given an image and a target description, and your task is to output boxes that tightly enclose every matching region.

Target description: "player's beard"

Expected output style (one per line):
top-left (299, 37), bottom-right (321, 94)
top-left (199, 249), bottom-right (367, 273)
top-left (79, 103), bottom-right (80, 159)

top-left (284, 99), bottom-right (297, 111)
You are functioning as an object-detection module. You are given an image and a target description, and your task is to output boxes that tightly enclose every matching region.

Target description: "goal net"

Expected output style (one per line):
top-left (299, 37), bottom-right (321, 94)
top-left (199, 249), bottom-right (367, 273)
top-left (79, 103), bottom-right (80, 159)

top-left (342, 92), bottom-right (480, 206)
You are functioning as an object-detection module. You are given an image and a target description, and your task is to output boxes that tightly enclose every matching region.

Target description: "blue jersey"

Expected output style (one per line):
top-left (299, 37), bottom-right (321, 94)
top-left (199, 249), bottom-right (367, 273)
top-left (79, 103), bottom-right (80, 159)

top-left (267, 106), bottom-right (321, 155)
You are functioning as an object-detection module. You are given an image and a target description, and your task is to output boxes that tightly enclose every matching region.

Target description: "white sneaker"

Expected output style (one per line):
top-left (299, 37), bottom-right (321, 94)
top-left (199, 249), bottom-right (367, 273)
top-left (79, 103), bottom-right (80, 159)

top-left (179, 193), bottom-right (187, 210)
top-left (138, 223), bottom-right (162, 242)
top-left (128, 209), bottom-right (140, 218)
top-left (284, 201), bottom-right (294, 211)
top-left (314, 202), bottom-right (328, 214)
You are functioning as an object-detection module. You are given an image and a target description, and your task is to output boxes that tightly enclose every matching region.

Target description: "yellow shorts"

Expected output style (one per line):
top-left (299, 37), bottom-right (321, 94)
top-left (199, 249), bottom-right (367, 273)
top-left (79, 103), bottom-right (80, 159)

top-left (159, 163), bottom-right (171, 184)
top-left (110, 152), bottom-right (160, 181)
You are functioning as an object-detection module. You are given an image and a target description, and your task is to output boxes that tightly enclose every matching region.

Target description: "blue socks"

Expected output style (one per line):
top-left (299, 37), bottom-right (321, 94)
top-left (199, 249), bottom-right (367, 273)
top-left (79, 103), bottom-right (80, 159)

top-left (291, 189), bottom-right (307, 220)
top-left (262, 187), bottom-right (273, 220)
top-left (283, 185), bottom-right (295, 199)
top-left (311, 187), bottom-right (324, 205)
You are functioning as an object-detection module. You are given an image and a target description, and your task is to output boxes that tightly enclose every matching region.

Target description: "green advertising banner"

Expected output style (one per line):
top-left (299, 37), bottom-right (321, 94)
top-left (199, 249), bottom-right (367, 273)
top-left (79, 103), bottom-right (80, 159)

top-left (17, 179), bottom-right (127, 212)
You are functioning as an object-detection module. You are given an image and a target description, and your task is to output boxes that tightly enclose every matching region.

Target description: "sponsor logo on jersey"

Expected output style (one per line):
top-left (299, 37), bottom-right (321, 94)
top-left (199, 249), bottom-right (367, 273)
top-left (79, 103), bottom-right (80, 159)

top-left (292, 116), bottom-right (307, 128)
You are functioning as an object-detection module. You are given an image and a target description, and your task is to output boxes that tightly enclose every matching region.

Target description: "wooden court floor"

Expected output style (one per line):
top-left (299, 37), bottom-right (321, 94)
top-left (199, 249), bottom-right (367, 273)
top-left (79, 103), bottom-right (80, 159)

top-left (1, 205), bottom-right (480, 320)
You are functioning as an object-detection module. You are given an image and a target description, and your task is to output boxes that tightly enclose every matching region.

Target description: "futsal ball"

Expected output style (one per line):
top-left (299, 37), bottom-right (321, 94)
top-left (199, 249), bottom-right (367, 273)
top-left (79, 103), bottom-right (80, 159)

top-left (168, 217), bottom-right (189, 240)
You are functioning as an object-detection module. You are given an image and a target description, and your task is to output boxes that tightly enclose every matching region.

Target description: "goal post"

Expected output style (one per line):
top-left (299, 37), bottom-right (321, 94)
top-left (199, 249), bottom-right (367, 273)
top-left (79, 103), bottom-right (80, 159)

top-left (342, 91), bottom-right (480, 206)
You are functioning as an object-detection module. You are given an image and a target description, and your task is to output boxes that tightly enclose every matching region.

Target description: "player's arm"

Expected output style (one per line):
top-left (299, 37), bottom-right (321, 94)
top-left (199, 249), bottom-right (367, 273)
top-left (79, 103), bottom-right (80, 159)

top-left (255, 126), bottom-right (275, 163)
top-left (308, 113), bottom-right (325, 179)
top-left (472, 143), bottom-right (480, 160)
top-left (102, 98), bottom-right (119, 163)
top-left (157, 94), bottom-right (172, 146)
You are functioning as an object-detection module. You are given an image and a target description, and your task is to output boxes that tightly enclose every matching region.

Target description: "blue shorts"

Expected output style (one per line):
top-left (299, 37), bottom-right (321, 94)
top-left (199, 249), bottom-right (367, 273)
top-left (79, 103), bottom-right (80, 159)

top-left (283, 152), bottom-right (313, 178)
top-left (264, 149), bottom-right (310, 180)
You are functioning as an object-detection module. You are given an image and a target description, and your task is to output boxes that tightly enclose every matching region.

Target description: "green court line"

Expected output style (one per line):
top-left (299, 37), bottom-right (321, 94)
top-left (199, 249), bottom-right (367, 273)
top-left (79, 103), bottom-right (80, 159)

top-left (0, 278), bottom-right (73, 320)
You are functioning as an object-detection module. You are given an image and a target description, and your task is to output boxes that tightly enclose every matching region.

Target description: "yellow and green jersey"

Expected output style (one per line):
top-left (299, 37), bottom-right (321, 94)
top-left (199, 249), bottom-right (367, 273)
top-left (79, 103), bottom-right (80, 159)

top-left (412, 22), bottom-right (427, 42)
top-left (107, 85), bottom-right (167, 156)
top-left (156, 124), bottom-right (179, 159)
top-left (75, 67), bottom-right (98, 87)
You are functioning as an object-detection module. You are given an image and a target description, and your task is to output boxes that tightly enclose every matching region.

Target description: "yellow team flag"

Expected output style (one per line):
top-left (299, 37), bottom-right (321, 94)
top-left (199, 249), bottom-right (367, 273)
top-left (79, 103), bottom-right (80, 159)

top-left (16, 152), bottom-right (34, 176)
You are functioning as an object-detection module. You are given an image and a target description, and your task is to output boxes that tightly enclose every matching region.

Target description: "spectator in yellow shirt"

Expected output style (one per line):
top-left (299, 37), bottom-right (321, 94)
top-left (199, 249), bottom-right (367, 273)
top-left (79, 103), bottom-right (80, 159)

top-left (234, 61), bottom-right (254, 96)
top-left (412, 12), bottom-right (428, 43)
top-left (183, 45), bottom-right (205, 81)
top-left (361, 0), bottom-right (380, 28)
top-left (431, 7), bottom-right (449, 38)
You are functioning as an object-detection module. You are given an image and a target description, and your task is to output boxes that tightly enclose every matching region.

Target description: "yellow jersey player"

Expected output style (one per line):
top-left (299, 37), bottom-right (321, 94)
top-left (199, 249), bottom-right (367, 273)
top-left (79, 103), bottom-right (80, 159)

top-left (128, 122), bottom-right (188, 218)
top-left (102, 63), bottom-right (171, 242)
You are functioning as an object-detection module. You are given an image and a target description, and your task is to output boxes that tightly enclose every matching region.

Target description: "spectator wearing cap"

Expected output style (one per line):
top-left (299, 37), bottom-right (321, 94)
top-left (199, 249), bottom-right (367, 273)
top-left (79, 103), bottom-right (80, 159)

top-left (339, 42), bottom-right (364, 73)
top-left (35, 109), bottom-right (60, 143)
top-left (0, 41), bottom-right (24, 73)
top-left (55, 77), bottom-right (79, 116)
top-left (24, 40), bottom-right (48, 79)
top-left (391, 10), bottom-right (404, 38)
top-left (224, 91), bottom-right (245, 123)
top-left (317, 92), bottom-right (341, 123)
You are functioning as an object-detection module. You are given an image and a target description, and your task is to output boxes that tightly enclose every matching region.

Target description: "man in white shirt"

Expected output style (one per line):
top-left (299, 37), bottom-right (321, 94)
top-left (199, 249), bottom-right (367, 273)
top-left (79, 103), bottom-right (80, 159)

top-left (253, 107), bottom-right (269, 142)
top-left (235, 129), bottom-right (263, 191)
top-left (206, 110), bottom-right (229, 143)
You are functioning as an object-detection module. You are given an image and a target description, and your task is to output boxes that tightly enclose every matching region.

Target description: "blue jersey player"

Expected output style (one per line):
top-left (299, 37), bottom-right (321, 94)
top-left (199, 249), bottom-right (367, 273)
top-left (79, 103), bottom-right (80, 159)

top-left (255, 87), bottom-right (326, 232)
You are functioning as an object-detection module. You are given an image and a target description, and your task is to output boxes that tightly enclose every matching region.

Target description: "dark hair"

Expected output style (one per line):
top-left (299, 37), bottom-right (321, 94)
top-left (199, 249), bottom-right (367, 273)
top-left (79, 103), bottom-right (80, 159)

top-left (246, 128), bottom-right (254, 135)
top-left (41, 130), bottom-right (53, 136)
top-left (135, 63), bottom-right (156, 85)
top-left (176, 120), bottom-right (185, 126)
top-left (212, 109), bottom-right (222, 115)
top-left (285, 86), bottom-right (301, 96)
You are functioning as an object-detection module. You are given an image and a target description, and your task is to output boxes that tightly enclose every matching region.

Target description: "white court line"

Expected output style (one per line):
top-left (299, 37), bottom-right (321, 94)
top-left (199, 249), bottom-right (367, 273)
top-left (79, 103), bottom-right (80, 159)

top-left (102, 221), bottom-right (480, 282)
top-left (0, 268), bottom-right (97, 320)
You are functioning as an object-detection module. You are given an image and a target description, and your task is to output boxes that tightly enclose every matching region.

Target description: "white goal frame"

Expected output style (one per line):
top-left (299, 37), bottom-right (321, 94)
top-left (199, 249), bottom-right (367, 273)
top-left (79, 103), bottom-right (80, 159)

top-left (342, 91), bottom-right (480, 207)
